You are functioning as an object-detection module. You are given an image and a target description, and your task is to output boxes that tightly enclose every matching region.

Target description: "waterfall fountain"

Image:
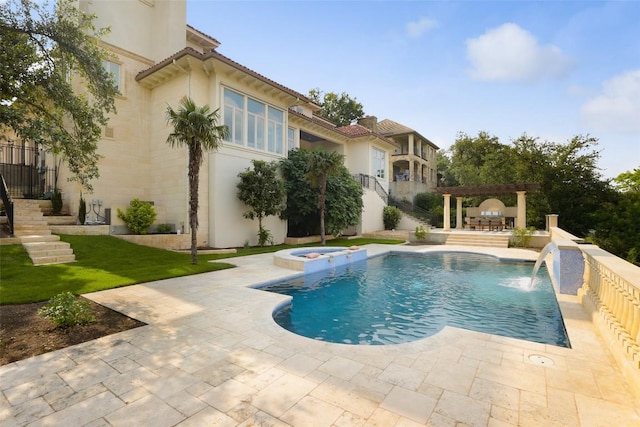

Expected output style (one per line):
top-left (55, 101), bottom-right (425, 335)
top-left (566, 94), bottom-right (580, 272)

top-left (530, 239), bottom-right (585, 295)
top-left (530, 242), bottom-right (557, 288)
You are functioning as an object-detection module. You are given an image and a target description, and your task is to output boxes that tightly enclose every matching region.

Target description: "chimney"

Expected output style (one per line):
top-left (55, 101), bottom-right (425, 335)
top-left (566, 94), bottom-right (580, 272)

top-left (358, 116), bottom-right (377, 132)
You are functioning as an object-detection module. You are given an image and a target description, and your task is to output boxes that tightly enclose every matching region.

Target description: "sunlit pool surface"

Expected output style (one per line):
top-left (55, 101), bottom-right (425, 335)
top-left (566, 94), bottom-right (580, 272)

top-left (261, 252), bottom-right (570, 347)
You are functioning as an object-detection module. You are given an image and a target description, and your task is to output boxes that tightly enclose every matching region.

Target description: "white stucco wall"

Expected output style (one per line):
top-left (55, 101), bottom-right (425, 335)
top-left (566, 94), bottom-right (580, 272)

top-left (359, 188), bottom-right (386, 233)
top-left (208, 147), bottom-right (287, 248)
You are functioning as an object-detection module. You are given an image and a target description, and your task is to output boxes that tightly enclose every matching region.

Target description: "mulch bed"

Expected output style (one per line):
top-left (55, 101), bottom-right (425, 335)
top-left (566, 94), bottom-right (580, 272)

top-left (0, 298), bottom-right (146, 366)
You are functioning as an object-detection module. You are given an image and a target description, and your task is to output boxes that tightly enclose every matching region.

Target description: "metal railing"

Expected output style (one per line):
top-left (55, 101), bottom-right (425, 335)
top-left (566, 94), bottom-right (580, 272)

top-left (353, 173), bottom-right (388, 204)
top-left (0, 142), bottom-right (56, 199)
top-left (0, 174), bottom-right (14, 236)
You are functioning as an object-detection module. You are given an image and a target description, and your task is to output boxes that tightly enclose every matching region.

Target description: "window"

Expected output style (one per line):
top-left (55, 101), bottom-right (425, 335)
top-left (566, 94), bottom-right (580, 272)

top-left (224, 89), bottom-right (244, 145)
top-left (223, 88), bottom-right (285, 155)
top-left (287, 127), bottom-right (298, 153)
top-left (247, 98), bottom-right (265, 149)
top-left (372, 147), bottom-right (386, 179)
top-left (268, 107), bottom-right (283, 155)
top-left (102, 60), bottom-right (121, 92)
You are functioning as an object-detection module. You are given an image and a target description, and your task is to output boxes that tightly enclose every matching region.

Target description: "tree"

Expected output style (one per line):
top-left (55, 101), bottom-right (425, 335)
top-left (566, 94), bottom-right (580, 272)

top-left (280, 148), bottom-right (363, 239)
top-left (237, 160), bottom-right (286, 246)
top-left (305, 148), bottom-right (346, 245)
top-left (0, 0), bottom-right (118, 189)
top-left (308, 88), bottom-right (365, 126)
top-left (613, 168), bottom-right (640, 193)
top-left (166, 97), bottom-right (228, 264)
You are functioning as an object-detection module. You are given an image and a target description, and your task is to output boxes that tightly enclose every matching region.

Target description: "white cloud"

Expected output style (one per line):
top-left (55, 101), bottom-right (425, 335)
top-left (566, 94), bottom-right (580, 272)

top-left (466, 23), bottom-right (573, 82)
top-left (405, 17), bottom-right (438, 39)
top-left (581, 69), bottom-right (640, 133)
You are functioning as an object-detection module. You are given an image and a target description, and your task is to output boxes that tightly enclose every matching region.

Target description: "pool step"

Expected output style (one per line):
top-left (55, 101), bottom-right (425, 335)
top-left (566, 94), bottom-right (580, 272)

top-left (445, 233), bottom-right (510, 248)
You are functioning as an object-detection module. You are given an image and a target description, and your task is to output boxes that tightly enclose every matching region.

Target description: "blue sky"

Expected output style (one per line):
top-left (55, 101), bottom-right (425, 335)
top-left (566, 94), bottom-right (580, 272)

top-left (188, 0), bottom-right (639, 179)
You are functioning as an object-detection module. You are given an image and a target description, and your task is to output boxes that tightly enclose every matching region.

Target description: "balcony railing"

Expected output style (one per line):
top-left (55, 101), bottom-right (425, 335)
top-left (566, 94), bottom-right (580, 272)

top-left (577, 244), bottom-right (640, 396)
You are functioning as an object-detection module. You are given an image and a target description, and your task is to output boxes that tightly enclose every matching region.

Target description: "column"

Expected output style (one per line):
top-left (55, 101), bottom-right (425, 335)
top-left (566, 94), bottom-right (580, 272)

top-left (456, 197), bottom-right (463, 229)
top-left (443, 193), bottom-right (451, 231)
top-left (516, 191), bottom-right (526, 229)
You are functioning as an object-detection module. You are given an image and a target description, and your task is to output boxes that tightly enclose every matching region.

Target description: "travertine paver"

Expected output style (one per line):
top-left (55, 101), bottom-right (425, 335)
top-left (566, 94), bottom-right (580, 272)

top-left (2, 245), bottom-right (640, 426)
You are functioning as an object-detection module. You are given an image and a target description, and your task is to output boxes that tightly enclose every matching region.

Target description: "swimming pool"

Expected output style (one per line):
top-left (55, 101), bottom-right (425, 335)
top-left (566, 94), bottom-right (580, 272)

top-left (261, 252), bottom-right (570, 347)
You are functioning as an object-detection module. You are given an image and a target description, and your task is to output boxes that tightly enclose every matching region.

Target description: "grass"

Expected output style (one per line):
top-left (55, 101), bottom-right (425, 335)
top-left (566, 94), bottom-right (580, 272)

top-left (0, 235), bottom-right (403, 304)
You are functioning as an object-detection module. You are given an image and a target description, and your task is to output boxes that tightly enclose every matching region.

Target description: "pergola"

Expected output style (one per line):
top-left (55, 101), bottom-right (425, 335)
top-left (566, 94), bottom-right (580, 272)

top-left (434, 183), bottom-right (541, 231)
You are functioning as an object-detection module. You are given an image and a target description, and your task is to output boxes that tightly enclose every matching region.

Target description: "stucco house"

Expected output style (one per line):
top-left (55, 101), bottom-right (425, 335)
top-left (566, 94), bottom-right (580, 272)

top-left (10, 0), bottom-right (404, 248)
top-left (377, 119), bottom-right (439, 203)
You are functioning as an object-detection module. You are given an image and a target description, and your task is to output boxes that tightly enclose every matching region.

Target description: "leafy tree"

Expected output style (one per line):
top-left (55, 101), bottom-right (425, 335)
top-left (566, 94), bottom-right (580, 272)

top-left (280, 148), bottom-right (363, 239)
top-left (237, 160), bottom-right (286, 246)
top-left (306, 147), bottom-right (345, 245)
top-left (166, 97), bottom-right (228, 264)
top-left (436, 151), bottom-right (458, 187)
top-left (308, 88), bottom-right (365, 126)
top-left (613, 168), bottom-right (640, 193)
top-left (0, 0), bottom-right (118, 189)
top-left (448, 131), bottom-right (510, 186)
top-left (593, 191), bottom-right (640, 265)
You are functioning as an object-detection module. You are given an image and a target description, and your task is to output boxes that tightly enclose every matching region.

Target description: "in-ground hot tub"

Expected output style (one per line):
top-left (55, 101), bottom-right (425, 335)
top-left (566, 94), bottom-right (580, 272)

top-left (274, 246), bottom-right (367, 273)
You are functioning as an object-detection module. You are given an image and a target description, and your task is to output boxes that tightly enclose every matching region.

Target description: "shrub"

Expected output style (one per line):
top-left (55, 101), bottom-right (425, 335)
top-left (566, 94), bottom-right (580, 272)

top-left (383, 206), bottom-right (402, 230)
top-left (51, 188), bottom-right (63, 214)
top-left (258, 226), bottom-right (274, 247)
top-left (156, 223), bottom-right (172, 234)
top-left (38, 292), bottom-right (96, 328)
top-left (511, 226), bottom-right (535, 247)
top-left (117, 199), bottom-right (157, 234)
top-left (415, 225), bottom-right (429, 241)
top-left (78, 193), bottom-right (87, 224)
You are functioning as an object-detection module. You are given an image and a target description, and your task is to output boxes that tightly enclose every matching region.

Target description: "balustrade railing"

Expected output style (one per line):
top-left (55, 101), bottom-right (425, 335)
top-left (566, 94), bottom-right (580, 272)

top-left (578, 244), bottom-right (640, 396)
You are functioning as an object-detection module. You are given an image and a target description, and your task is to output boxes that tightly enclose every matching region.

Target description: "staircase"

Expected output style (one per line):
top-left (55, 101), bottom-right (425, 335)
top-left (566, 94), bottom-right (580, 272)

top-left (13, 199), bottom-right (76, 265)
top-left (445, 232), bottom-right (510, 248)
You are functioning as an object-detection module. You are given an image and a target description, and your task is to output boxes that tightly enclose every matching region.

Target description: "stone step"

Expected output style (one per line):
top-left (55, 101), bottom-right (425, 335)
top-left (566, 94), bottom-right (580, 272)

top-left (32, 254), bottom-right (76, 266)
top-left (27, 248), bottom-right (74, 257)
top-left (14, 229), bottom-right (52, 237)
top-left (20, 234), bottom-right (60, 243)
top-left (23, 241), bottom-right (71, 252)
top-left (445, 234), bottom-right (510, 248)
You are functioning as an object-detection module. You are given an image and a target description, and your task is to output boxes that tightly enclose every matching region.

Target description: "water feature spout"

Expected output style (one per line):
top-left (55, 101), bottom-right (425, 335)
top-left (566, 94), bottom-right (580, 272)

top-left (530, 242), bottom-right (557, 288)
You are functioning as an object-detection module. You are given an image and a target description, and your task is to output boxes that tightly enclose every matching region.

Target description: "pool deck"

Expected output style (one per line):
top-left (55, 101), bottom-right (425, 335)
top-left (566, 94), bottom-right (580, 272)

top-left (2, 244), bottom-right (639, 426)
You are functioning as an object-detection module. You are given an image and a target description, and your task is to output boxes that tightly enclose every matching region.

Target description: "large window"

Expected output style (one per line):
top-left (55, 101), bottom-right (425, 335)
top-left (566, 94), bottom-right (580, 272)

top-left (224, 89), bottom-right (244, 145)
top-left (102, 60), bottom-right (121, 92)
top-left (372, 147), bottom-right (386, 179)
top-left (223, 88), bottom-right (285, 155)
top-left (287, 127), bottom-right (298, 153)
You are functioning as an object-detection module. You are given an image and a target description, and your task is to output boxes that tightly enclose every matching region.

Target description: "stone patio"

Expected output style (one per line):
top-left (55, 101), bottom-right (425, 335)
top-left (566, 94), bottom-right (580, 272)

top-left (1, 244), bottom-right (639, 426)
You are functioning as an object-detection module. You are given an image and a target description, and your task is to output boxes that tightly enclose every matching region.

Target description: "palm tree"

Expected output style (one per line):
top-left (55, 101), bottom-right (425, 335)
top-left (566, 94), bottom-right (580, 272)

top-left (166, 97), bottom-right (228, 264)
top-left (305, 147), bottom-right (345, 245)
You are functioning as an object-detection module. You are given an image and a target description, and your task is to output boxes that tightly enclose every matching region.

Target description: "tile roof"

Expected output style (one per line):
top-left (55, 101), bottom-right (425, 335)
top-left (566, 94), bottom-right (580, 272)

top-left (377, 119), bottom-right (415, 136)
top-left (135, 47), bottom-right (317, 107)
top-left (338, 124), bottom-right (375, 137)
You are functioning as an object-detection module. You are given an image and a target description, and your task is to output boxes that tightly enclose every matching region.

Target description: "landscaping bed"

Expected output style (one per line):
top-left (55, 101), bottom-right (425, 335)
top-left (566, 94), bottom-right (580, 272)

top-left (0, 298), bottom-right (145, 365)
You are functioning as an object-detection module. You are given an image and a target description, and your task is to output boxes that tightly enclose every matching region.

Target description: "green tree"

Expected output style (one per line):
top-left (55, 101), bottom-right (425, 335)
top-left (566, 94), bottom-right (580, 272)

top-left (308, 88), bottom-right (365, 126)
top-left (237, 160), bottom-right (286, 246)
top-left (0, 0), bottom-right (118, 189)
top-left (613, 168), bottom-right (640, 193)
top-left (306, 148), bottom-right (345, 245)
top-left (166, 97), bottom-right (228, 264)
top-left (280, 148), bottom-right (363, 240)
top-left (448, 131), bottom-right (510, 186)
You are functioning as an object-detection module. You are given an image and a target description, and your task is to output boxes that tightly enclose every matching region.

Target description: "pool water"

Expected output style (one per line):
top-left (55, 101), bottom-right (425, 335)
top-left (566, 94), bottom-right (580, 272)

top-left (262, 252), bottom-right (570, 347)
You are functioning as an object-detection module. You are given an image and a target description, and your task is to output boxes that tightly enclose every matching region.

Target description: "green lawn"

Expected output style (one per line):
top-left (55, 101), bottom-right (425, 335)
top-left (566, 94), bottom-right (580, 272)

top-left (0, 235), bottom-right (403, 304)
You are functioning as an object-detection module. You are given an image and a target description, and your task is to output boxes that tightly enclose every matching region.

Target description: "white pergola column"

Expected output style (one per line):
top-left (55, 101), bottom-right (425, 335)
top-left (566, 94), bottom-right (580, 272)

top-left (456, 197), bottom-right (463, 229)
top-left (516, 191), bottom-right (526, 229)
top-left (443, 193), bottom-right (451, 231)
